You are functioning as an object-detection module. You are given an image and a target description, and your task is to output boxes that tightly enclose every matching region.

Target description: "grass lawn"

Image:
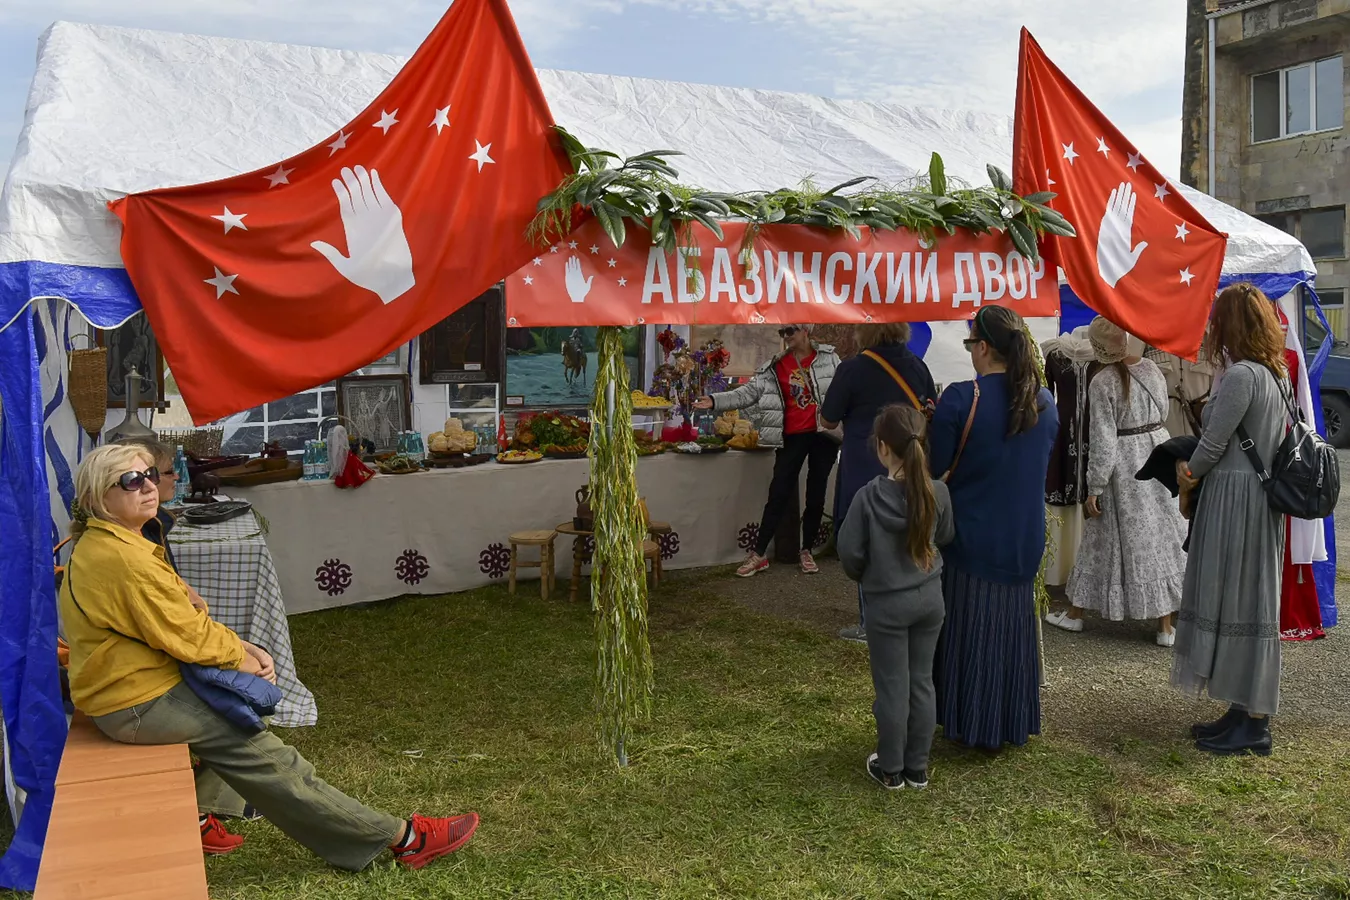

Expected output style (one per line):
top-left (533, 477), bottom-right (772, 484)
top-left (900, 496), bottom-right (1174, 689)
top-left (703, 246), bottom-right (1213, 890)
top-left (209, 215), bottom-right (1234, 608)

top-left (7, 571), bottom-right (1350, 898)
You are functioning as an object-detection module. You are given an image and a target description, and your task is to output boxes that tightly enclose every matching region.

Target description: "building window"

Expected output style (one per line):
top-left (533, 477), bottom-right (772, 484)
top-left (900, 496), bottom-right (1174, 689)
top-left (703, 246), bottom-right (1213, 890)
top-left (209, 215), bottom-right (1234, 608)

top-left (1251, 56), bottom-right (1344, 142)
top-left (1256, 206), bottom-right (1345, 259)
top-left (216, 384), bottom-right (337, 456)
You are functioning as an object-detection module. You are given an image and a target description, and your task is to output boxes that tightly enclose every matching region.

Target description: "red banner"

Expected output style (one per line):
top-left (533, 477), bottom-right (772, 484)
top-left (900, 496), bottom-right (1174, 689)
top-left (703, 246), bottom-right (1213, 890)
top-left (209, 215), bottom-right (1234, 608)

top-left (504, 218), bottom-right (1058, 327)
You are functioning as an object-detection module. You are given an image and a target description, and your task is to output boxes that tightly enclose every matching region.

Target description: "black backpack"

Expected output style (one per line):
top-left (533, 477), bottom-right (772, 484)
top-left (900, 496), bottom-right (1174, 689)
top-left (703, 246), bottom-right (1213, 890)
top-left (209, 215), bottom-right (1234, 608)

top-left (1235, 368), bottom-right (1340, 520)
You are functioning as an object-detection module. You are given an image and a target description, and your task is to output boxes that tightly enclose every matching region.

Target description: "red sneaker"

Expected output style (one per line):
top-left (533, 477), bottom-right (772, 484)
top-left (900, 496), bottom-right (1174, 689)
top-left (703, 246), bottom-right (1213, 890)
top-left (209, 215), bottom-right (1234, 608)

top-left (393, 813), bottom-right (480, 870)
top-left (200, 814), bottom-right (245, 855)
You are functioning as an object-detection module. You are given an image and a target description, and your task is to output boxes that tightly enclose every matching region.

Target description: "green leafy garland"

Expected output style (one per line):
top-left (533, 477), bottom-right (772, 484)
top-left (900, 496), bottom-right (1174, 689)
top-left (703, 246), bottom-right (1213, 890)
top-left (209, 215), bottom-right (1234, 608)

top-left (542, 129), bottom-right (1079, 760)
top-left (530, 127), bottom-right (1076, 259)
top-left (589, 327), bottom-right (654, 765)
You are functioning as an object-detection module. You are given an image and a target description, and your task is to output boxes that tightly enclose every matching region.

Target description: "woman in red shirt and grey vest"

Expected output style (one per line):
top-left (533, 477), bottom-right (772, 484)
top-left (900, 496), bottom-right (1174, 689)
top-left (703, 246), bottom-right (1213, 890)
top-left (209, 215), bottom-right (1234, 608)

top-left (696, 324), bottom-right (841, 576)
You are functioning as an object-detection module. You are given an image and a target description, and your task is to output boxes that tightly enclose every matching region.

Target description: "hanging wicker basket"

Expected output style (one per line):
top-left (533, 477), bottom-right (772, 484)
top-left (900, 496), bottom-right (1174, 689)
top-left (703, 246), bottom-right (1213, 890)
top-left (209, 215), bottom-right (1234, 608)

top-left (67, 334), bottom-right (107, 439)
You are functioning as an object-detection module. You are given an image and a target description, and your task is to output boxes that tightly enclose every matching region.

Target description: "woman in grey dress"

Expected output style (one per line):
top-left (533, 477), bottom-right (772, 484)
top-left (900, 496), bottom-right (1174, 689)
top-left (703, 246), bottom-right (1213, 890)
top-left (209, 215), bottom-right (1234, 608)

top-left (1173, 284), bottom-right (1289, 756)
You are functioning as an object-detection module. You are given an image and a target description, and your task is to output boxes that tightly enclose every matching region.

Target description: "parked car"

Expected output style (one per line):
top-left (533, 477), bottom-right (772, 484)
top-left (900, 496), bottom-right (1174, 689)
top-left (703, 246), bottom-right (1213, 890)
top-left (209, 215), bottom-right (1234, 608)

top-left (1304, 311), bottom-right (1350, 448)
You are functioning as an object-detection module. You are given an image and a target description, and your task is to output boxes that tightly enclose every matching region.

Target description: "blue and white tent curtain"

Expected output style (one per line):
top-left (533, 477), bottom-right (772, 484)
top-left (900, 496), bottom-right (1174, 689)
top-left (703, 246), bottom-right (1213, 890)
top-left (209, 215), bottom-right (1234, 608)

top-left (0, 278), bottom-right (113, 889)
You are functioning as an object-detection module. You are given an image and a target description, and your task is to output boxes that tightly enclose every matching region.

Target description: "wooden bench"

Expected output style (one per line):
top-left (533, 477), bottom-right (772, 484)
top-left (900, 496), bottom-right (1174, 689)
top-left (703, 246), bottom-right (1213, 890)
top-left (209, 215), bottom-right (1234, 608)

top-left (35, 712), bottom-right (208, 899)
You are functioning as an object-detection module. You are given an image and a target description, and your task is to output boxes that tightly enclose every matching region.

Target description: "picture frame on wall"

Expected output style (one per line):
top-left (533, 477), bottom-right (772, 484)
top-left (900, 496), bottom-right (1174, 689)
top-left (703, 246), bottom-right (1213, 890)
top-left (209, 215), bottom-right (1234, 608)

top-left (335, 374), bottom-right (412, 454)
top-left (419, 285), bottom-right (504, 385)
top-left (98, 314), bottom-right (166, 409)
top-left (358, 343), bottom-right (410, 374)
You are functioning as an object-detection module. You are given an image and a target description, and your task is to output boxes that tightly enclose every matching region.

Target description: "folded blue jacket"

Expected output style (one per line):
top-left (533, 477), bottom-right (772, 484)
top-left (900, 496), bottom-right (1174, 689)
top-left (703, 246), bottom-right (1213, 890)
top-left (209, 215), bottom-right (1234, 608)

top-left (180, 663), bottom-right (282, 734)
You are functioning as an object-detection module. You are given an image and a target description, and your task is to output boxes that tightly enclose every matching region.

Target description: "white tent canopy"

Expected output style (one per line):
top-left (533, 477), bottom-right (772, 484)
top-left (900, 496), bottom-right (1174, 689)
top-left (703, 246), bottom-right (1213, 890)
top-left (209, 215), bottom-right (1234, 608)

top-left (0, 21), bottom-right (1316, 386)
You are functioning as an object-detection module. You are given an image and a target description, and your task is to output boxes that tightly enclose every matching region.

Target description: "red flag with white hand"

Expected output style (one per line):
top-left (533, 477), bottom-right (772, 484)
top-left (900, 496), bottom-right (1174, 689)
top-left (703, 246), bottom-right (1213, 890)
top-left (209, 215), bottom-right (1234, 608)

top-left (1013, 28), bottom-right (1227, 359)
top-left (111, 0), bottom-right (571, 423)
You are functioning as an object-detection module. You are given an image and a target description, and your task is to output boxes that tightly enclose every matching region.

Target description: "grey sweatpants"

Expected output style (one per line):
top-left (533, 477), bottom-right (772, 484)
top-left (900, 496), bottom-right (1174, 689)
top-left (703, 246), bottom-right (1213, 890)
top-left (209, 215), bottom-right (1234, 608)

top-left (863, 580), bottom-right (945, 776)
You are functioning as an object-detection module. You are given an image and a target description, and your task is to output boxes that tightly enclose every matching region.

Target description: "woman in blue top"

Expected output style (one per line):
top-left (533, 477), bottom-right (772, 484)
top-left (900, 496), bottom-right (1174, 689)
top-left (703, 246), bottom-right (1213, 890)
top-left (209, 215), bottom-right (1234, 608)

top-left (928, 305), bottom-right (1059, 750)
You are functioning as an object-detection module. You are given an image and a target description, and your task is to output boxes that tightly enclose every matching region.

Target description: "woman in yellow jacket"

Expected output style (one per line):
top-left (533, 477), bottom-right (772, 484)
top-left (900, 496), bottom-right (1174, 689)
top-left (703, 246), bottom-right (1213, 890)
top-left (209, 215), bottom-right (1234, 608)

top-left (60, 443), bottom-right (475, 871)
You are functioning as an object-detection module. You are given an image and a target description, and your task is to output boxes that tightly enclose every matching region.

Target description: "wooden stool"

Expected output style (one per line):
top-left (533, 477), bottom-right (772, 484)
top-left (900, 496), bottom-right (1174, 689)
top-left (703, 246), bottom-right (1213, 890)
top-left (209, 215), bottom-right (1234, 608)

top-left (643, 540), bottom-right (662, 588)
top-left (509, 531), bottom-right (557, 600)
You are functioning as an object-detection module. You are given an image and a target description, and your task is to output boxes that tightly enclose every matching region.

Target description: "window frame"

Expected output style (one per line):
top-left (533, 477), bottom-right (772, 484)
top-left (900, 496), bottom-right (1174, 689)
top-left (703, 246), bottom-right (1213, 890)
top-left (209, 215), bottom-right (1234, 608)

top-left (1255, 206), bottom-right (1346, 261)
top-left (215, 384), bottom-right (337, 457)
top-left (1250, 55), bottom-right (1344, 144)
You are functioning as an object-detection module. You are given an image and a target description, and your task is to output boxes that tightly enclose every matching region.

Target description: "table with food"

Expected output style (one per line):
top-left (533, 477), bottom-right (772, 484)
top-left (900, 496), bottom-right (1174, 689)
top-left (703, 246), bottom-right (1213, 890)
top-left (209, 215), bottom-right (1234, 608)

top-left (203, 394), bottom-right (832, 613)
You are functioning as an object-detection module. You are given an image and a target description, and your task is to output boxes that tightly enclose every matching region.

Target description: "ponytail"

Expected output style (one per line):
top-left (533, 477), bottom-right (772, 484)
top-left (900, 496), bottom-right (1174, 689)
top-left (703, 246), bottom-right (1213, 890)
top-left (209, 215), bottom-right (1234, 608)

top-left (873, 405), bottom-right (938, 571)
top-left (972, 306), bottom-right (1041, 435)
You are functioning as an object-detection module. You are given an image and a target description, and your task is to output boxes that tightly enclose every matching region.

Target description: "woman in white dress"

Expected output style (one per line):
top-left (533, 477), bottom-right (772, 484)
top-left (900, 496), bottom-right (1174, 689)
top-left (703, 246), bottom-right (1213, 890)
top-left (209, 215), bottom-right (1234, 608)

top-left (1046, 318), bottom-right (1187, 645)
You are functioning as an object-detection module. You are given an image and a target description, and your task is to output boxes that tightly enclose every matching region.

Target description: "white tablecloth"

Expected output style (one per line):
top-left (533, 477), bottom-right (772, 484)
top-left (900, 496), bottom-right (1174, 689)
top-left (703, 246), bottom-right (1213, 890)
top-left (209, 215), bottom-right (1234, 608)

top-left (234, 452), bottom-right (836, 613)
top-left (169, 510), bottom-right (319, 727)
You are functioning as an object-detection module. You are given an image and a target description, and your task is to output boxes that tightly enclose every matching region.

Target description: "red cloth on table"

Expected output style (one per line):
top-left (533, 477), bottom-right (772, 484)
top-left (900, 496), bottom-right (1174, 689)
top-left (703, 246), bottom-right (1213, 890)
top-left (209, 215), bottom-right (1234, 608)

top-left (1280, 347), bottom-right (1324, 641)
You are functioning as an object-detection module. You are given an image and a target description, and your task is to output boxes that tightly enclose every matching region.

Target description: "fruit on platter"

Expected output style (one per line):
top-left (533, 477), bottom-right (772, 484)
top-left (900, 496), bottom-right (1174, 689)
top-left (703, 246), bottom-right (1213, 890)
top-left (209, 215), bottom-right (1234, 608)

top-left (631, 390), bottom-right (672, 408)
top-left (497, 449), bottom-right (543, 462)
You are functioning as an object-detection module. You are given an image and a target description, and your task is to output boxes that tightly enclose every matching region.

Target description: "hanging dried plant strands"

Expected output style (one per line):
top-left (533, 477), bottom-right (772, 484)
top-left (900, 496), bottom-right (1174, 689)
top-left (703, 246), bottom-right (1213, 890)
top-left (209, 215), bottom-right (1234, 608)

top-left (589, 326), bottom-right (654, 764)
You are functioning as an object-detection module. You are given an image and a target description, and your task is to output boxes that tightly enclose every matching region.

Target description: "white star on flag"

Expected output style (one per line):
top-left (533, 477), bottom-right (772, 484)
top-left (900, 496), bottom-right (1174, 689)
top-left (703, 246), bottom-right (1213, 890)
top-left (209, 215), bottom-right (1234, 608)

top-left (264, 165), bottom-right (293, 189)
top-left (523, 275), bottom-right (534, 285)
top-left (1062, 142), bottom-right (1079, 164)
top-left (568, 241), bottom-right (579, 250)
top-left (1096, 137), bottom-right (1110, 157)
top-left (607, 259), bottom-right (617, 268)
top-left (430, 106), bottom-right (451, 135)
top-left (374, 110), bottom-right (400, 134)
top-left (590, 245), bottom-right (600, 254)
top-left (469, 141), bottom-right (495, 172)
top-left (1175, 223), bottom-right (1191, 242)
top-left (212, 207), bottom-right (247, 234)
top-left (532, 257), bottom-right (543, 266)
top-left (617, 277), bottom-right (628, 287)
top-left (1154, 182), bottom-right (1170, 201)
top-left (550, 245), bottom-right (560, 253)
top-left (1126, 152), bottom-right (1143, 172)
top-left (205, 267), bottom-right (239, 298)
top-left (1179, 268), bottom-right (1194, 286)
top-left (1046, 169), bottom-right (1056, 187)
top-left (327, 131), bottom-right (350, 156)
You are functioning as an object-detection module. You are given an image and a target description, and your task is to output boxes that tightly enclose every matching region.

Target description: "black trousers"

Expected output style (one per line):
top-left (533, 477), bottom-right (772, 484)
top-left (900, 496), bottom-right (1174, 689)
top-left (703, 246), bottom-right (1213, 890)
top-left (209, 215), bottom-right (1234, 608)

top-left (754, 432), bottom-right (839, 557)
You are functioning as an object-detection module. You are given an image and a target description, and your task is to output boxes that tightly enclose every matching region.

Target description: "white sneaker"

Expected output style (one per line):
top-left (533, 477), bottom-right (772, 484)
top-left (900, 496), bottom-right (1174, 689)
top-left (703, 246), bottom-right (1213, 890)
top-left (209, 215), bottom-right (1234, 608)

top-left (1045, 610), bottom-right (1084, 633)
top-left (1156, 629), bottom-right (1176, 648)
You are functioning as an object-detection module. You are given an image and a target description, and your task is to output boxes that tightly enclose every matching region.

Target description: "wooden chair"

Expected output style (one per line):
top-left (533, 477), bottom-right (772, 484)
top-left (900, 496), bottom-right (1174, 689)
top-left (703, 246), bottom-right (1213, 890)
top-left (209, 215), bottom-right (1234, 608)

top-left (509, 531), bottom-right (557, 600)
top-left (643, 540), bottom-right (662, 588)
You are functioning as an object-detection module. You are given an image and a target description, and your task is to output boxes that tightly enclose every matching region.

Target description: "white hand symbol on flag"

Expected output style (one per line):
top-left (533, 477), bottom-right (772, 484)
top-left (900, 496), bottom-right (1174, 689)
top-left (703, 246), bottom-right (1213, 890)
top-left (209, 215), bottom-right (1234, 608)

top-left (312, 166), bottom-right (415, 304)
top-left (565, 256), bottom-right (593, 303)
top-left (1096, 182), bottom-right (1148, 289)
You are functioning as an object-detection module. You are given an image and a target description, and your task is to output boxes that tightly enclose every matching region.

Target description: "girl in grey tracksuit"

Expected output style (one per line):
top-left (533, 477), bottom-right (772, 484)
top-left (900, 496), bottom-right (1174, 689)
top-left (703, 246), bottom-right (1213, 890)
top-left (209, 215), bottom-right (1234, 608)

top-left (838, 404), bottom-right (954, 790)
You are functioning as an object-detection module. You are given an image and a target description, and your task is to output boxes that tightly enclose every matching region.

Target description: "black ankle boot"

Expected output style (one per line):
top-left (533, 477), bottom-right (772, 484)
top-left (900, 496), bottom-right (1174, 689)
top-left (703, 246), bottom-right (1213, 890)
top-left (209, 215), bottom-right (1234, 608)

top-left (1190, 706), bottom-right (1244, 741)
top-left (1196, 714), bottom-right (1272, 757)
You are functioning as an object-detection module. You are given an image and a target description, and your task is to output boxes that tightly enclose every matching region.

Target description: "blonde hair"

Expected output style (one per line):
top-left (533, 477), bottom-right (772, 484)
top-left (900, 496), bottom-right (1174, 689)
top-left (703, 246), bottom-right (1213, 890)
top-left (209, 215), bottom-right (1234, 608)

top-left (112, 436), bottom-right (174, 470)
top-left (71, 444), bottom-right (153, 540)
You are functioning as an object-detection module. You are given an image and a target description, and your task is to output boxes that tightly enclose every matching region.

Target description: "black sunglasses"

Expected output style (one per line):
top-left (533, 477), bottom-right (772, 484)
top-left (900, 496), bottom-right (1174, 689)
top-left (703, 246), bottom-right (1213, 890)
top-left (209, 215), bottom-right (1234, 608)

top-left (777, 327), bottom-right (799, 338)
top-left (118, 468), bottom-right (162, 491)
top-left (962, 338), bottom-right (983, 349)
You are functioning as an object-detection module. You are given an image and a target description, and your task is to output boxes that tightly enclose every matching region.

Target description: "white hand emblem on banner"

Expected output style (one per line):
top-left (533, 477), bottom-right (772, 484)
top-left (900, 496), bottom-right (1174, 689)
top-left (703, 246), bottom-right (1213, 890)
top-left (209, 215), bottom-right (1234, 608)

top-left (565, 257), bottom-right (593, 303)
top-left (1096, 182), bottom-right (1148, 289)
top-left (312, 166), bottom-right (415, 304)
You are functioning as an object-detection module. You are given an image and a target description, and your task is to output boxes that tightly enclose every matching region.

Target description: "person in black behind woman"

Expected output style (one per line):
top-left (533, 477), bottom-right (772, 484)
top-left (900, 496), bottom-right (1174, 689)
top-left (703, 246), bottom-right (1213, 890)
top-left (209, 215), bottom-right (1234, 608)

top-left (821, 323), bottom-right (937, 643)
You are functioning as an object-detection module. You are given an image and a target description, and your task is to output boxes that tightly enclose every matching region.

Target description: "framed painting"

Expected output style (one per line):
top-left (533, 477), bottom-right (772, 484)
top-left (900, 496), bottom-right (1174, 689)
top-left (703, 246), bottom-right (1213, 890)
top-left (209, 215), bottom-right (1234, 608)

top-left (335, 374), bottom-right (412, 454)
top-left (98, 313), bottom-right (166, 409)
top-left (418, 285), bottom-right (504, 385)
top-left (505, 325), bottom-right (642, 409)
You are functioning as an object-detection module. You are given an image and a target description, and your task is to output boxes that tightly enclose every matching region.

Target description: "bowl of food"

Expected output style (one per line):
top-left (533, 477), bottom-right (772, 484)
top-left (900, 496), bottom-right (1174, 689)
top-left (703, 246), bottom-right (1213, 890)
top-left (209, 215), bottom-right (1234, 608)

top-left (497, 449), bottom-right (543, 464)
